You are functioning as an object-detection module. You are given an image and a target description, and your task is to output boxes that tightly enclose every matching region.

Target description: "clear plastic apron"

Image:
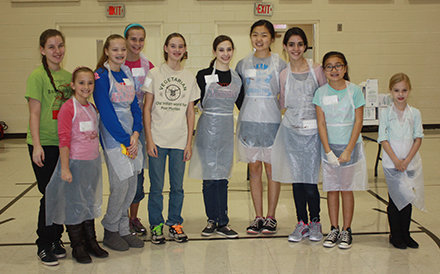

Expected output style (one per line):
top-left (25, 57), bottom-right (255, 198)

top-left (127, 54), bottom-right (151, 169)
top-left (272, 60), bottom-right (321, 183)
top-left (382, 105), bottom-right (425, 211)
top-left (189, 67), bottom-right (241, 180)
top-left (46, 97), bottom-right (102, 225)
top-left (320, 83), bottom-right (368, 191)
top-left (236, 53), bottom-right (281, 163)
top-left (99, 62), bottom-right (143, 181)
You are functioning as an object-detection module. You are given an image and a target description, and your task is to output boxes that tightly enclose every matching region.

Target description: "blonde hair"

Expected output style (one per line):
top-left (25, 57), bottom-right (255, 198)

top-left (389, 73), bottom-right (412, 91)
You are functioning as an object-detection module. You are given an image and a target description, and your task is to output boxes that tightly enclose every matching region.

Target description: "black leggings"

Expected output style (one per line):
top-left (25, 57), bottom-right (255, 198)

top-left (292, 183), bottom-right (321, 223)
top-left (387, 195), bottom-right (412, 241)
top-left (28, 145), bottom-right (64, 251)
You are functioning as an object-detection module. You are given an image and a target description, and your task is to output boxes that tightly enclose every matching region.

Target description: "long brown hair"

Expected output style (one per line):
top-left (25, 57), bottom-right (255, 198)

top-left (39, 29), bottom-right (69, 99)
top-left (95, 34), bottom-right (125, 71)
top-left (209, 35), bottom-right (234, 68)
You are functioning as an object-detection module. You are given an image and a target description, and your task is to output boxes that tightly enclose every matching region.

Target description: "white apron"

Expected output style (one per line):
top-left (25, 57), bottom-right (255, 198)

top-left (46, 97), bottom-right (102, 225)
top-left (272, 60), bottom-right (321, 183)
top-left (320, 83), bottom-right (368, 191)
top-left (99, 62), bottom-right (143, 181)
top-left (127, 54), bottom-right (151, 169)
top-left (236, 53), bottom-right (281, 163)
top-left (189, 67), bottom-right (241, 180)
top-left (382, 105), bottom-right (425, 211)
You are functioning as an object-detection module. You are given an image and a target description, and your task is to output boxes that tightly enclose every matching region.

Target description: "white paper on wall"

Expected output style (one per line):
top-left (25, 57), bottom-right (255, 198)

top-left (366, 79), bottom-right (379, 107)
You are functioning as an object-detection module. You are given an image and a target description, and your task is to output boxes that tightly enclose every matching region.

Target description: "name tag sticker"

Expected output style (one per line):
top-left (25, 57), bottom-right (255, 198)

top-left (79, 121), bottom-right (93, 132)
top-left (302, 119), bottom-right (317, 129)
top-left (132, 67), bottom-right (145, 77)
top-left (323, 95), bottom-right (338, 105)
top-left (245, 69), bottom-right (257, 78)
top-left (123, 78), bottom-right (133, 86)
top-left (204, 74), bottom-right (219, 84)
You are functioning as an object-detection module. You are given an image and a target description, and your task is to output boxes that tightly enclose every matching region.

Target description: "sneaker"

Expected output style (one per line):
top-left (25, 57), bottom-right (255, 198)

top-left (151, 223), bottom-right (166, 245)
top-left (51, 240), bottom-right (66, 259)
top-left (38, 249), bottom-right (59, 266)
top-left (338, 228), bottom-right (353, 249)
top-left (201, 221), bottom-right (217, 237)
top-left (246, 217), bottom-right (265, 234)
top-left (169, 224), bottom-right (188, 243)
top-left (323, 226), bottom-right (340, 248)
top-left (261, 217), bottom-right (277, 234)
top-left (216, 225), bottom-right (238, 239)
top-left (130, 218), bottom-right (147, 236)
top-left (309, 220), bottom-right (323, 242)
top-left (288, 221), bottom-right (309, 242)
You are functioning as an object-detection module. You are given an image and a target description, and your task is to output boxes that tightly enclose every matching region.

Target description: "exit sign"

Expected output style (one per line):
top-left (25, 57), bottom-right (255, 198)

top-left (254, 2), bottom-right (273, 16)
top-left (106, 3), bottom-right (125, 18)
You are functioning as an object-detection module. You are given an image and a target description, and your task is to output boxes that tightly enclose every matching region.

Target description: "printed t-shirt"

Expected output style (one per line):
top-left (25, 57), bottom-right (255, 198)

top-left (25, 65), bottom-right (72, 146)
top-left (143, 63), bottom-right (200, 150)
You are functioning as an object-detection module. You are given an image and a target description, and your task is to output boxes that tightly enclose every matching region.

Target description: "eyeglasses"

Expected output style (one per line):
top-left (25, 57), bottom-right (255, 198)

top-left (324, 63), bottom-right (345, 72)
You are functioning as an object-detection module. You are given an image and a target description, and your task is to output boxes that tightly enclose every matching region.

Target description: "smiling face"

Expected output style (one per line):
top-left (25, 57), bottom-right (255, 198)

top-left (105, 38), bottom-right (127, 68)
top-left (164, 36), bottom-right (186, 63)
top-left (126, 28), bottom-right (145, 56)
top-left (71, 71), bottom-right (95, 103)
top-left (250, 25), bottom-right (273, 53)
top-left (40, 35), bottom-right (65, 69)
top-left (214, 40), bottom-right (234, 67)
top-left (284, 35), bottom-right (306, 62)
top-left (323, 56), bottom-right (347, 83)
top-left (390, 80), bottom-right (410, 105)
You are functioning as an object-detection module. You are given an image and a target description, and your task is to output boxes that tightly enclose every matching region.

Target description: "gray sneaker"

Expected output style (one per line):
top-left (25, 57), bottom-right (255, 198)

top-left (309, 221), bottom-right (323, 242)
top-left (121, 234), bottom-right (144, 248)
top-left (103, 229), bottom-right (129, 251)
top-left (288, 221), bottom-right (309, 242)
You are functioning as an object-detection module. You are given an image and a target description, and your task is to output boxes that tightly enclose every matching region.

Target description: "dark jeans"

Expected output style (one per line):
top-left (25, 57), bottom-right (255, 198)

top-left (292, 183), bottom-right (320, 223)
top-left (203, 179), bottom-right (229, 227)
top-left (387, 195), bottom-right (412, 241)
top-left (28, 145), bottom-right (64, 252)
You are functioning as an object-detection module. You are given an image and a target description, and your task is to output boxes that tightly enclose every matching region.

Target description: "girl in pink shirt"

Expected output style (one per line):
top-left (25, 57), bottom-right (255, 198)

top-left (45, 67), bottom-right (108, 264)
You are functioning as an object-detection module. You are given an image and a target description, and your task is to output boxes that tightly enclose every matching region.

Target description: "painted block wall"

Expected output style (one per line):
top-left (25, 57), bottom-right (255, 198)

top-left (1, 0), bottom-right (439, 133)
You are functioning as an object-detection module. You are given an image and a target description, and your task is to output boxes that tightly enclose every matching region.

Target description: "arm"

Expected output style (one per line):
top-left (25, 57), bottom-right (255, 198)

top-left (59, 146), bottom-right (72, 183)
top-left (278, 69), bottom-right (287, 110)
top-left (316, 105), bottom-right (330, 153)
top-left (401, 138), bottom-right (422, 171)
top-left (143, 92), bottom-right (157, 157)
top-left (127, 96), bottom-right (142, 157)
top-left (184, 101), bottom-right (195, 161)
top-left (28, 98), bottom-right (44, 167)
top-left (339, 106), bottom-right (363, 163)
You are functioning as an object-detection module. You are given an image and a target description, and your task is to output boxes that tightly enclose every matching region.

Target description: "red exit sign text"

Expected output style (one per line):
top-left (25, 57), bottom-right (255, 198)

top-left (106, 3), bottom-right (125, 18)
top-left (254, 2), bottom-right (273, 16)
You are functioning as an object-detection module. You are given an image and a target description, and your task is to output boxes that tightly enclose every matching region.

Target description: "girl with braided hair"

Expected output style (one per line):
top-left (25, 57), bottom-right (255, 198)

top-left (25, 29), bottom-right (72, 266)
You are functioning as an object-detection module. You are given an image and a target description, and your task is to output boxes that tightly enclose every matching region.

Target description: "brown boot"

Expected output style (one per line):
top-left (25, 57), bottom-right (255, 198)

top-left (83, 220), bottom-right (109, 258)
top-left (66, 224), bottom-right (92, 264)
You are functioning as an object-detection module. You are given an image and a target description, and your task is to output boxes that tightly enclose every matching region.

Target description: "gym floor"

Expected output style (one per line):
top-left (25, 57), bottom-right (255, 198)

top-left (1, 130), bottom-right (439, 273)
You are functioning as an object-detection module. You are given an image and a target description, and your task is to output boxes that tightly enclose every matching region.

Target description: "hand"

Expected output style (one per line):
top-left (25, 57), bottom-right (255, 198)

top-left (89, 131), bottom-right (98, 140)
top-left (61, 168), bottom-right (72, 183)
top-left (127, 133), bottom-right (139, 158)
top-left (338, 149), bottom-right (352, 163)
top-left (326, 151), bottom-right (340, 166)
top-left (32, 145), bottom-right (45, 167)
top-left (183, 144), bottom-right (192, 162)
top-left (147, 142), bottom-right (158, 158)
top-left (394, 158), bottom-right (408, 172)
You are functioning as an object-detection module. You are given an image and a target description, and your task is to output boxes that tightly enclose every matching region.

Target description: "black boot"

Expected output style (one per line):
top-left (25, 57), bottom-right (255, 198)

top-left (83, 219), bottom-right (109, 258)
top-left (387, 197), bottom-right (406, 249)
top-left (67, 224), bottom-right (92, 264)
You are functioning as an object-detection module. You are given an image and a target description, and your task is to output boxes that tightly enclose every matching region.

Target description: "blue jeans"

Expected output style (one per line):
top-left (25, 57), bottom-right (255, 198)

top-left (132, 169), bottom-right (145, 204)
top-left (203, 179), bottom-right (229, 227)
top-left (148, 146), bottom-right (185, 226)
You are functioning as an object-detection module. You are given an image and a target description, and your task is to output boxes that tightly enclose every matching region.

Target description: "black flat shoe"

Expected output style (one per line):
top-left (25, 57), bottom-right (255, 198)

top-left (406, 236), bottom-right (419, 249)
